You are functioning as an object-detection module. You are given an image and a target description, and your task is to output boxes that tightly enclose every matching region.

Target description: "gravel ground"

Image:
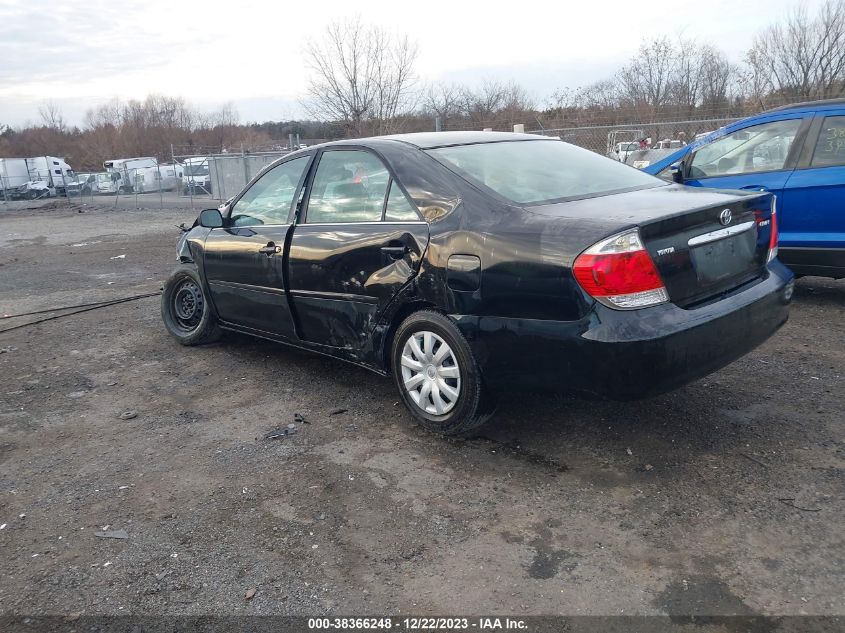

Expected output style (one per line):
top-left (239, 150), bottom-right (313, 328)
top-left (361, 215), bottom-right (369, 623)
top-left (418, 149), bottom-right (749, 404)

top-left (0, 199), bottom-right (842, 617)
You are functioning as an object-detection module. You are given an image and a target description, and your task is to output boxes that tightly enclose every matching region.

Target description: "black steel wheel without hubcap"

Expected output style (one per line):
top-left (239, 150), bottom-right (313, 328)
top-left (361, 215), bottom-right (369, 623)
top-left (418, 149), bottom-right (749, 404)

top-left (171, 279), bottom-right (204, 333)
top-left (161, 265), bottom-right (222, 346)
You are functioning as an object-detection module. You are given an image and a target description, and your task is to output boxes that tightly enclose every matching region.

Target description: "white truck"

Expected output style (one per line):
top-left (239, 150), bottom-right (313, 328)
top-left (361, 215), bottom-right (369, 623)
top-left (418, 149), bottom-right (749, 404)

top-left (180, 157), bottom-right (212, 195)
top-left (1, 156), bottom-right (75, 200)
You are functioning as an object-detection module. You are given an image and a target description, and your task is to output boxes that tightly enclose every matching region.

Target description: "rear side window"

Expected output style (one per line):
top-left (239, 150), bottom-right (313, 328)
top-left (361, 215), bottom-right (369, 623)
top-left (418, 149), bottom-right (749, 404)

top-left (428, 140), bottom-right (661, 205)
top-left (384, 181), bottom-right (420, 221)
top-left (810, 116), bottom-right (845, 168)
top-left (306, 150), bottom-right (390, 223)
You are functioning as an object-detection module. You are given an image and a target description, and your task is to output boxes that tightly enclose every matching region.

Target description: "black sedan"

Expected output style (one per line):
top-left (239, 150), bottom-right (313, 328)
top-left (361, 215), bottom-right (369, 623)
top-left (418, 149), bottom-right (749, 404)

top-left (162, 132), bottom-right (794, 435)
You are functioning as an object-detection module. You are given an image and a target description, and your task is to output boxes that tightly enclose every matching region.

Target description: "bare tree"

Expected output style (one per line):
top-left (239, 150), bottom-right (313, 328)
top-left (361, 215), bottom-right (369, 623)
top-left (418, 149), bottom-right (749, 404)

top-left (617, 37), bottom-right (676, 119)
top-left (745, 0), bottom-right (845, 104)
top-left (39, 100), bottom-right (66, 133)
top-left (455, 80), bottom-right (534, 126)
top-left (670, 38), bottom-right (703, 116)
top-left (423, 82), bottom-right (463, 122)
top-left (698, 46), bottom-right (737, 110)
top-left (304, 17), bottom-right (418, 137)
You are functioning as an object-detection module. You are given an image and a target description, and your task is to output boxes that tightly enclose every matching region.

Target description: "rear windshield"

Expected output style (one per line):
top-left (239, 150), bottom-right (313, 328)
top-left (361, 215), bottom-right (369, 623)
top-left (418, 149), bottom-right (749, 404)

top-left (428, 139), bottom-right (662, 204)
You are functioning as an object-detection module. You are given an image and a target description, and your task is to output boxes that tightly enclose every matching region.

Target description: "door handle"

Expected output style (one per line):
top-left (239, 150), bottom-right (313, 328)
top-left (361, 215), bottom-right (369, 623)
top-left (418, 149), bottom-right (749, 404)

top-left (739, 185), bottom-right (769, 191)
top-left (381, 245), bottom-right (408, 259)
top-left (259, 242), bottom-right (281, 255)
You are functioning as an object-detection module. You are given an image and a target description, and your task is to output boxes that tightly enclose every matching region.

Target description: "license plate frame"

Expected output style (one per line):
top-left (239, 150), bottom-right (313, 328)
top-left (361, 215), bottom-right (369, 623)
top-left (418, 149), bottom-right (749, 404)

top-left (690, 230), bottom-right (757, 284)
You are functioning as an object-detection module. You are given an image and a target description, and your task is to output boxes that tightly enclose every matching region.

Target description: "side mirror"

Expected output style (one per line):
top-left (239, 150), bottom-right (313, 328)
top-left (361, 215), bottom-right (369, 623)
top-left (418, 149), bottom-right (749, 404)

top-left (670, 163), bottom-right (684, 184)
top-left (198, 208), bottom-right (224, 228)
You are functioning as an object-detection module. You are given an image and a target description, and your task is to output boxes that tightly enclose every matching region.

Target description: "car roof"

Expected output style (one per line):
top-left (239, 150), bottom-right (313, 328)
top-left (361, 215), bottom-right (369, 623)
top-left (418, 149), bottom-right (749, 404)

top-left (764, 97), bottom-right (845, 114)
top-left (324, 131), bottom-right (552, 150)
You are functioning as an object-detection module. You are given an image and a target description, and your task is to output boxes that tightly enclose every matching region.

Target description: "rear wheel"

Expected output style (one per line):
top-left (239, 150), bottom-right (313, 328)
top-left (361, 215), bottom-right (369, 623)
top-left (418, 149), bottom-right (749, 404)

top-left (161, 265), bottom-right (221, 345)
top-left (391, 311), bottom-right (494, 435)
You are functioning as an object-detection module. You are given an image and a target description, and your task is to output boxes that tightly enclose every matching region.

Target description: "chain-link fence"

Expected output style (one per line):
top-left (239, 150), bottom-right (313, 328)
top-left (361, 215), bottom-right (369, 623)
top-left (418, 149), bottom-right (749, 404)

top-left (171, 147), bottom-right (302, 204)
top-left (527, 117), bottom-right (739, 156)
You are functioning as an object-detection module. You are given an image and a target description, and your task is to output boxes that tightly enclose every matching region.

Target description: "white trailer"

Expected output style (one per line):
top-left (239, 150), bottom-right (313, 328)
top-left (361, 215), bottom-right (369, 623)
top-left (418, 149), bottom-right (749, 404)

top-left (102, 157), bottom-right (159, 194)
top-left (0, 156), bottom-right (75, 199)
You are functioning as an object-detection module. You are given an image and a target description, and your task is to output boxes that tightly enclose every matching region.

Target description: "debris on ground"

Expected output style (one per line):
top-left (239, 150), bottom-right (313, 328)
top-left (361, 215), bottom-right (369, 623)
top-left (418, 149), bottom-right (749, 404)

top-left (245, 588), bottom-right (257, 600)
top-left (626, 447), bottom-right (633, 456)
top-left (330, 408), bottom-right (348, 415)
top-left (94, 529), bottom-right (129, 539)
top-left (294, 412), bottom-right (307, 424)
top-left (778, 498), bottom-right (822, 512)
top-left (110, 254), bottom-right (126, 260)
top-left (263, 424), bottom-right (298, 441)
top-left (740, 452), bottom-right (769, 468)
top-left (118, 410), bottom-right (137, 420)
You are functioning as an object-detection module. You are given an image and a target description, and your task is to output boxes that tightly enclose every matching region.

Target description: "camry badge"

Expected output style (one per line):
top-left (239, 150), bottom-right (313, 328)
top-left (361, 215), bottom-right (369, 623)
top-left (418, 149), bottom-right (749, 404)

top-left (719, 209), bottom-right (732, 226)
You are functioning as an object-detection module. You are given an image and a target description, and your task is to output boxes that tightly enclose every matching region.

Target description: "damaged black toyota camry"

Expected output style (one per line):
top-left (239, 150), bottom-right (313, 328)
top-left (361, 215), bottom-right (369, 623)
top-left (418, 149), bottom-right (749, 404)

top-left (162, 132), bottom-right (794, 435)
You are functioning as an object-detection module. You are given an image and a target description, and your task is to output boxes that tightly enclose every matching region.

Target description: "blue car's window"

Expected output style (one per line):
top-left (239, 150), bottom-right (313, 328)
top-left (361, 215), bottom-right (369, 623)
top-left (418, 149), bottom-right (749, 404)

top-left (428, 139), bottom-right (662, 205)
top-left (810, 116), bottom-right (845, 168)
top-left (689, 119), bottom-right (802, 178)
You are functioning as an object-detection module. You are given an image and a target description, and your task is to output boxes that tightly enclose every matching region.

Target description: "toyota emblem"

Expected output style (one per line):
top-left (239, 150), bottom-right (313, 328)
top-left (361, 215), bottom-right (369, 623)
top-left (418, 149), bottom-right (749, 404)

top-left (719, 209), bottom-right (732, 226)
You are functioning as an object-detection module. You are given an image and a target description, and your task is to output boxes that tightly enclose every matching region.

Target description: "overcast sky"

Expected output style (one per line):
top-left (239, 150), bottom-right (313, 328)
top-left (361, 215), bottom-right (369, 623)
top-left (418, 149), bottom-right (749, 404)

top-left (0, 0), bottom-right (824, 127)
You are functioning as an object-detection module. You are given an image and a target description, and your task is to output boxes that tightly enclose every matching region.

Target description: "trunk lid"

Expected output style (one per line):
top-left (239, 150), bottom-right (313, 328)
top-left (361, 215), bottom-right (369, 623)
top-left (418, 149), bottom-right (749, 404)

top-left (528, 184), bottom-right (775, 308)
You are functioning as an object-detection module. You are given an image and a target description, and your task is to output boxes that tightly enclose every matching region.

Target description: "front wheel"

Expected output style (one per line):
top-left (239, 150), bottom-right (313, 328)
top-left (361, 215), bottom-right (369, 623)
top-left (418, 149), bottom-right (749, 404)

top-left (161, 265), bottom-right (222, 345)
top-left (391, 311), bottom-right (494, 435)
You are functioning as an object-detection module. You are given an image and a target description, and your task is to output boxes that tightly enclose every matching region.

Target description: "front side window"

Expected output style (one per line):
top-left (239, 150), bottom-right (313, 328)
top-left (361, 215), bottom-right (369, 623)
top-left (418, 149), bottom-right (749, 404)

top-left (428, 139), bottom-right (661, 205)
top-left (306, 150), bottom-right (390, 223)
top-left (689, 119), bottom-right (802, 178)
top-left (810, 116), bottom-right (845, 168)
top-left (230, 156), bottom-right (309, 226)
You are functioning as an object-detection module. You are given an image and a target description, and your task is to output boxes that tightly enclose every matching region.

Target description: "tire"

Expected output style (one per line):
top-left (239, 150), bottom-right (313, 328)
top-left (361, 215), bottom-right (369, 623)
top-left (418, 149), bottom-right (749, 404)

top-left (28, 190), bottom-right (38, 200)
top-left (391, 310), bottom-right (495, 436)
top-left (161, 265), bottom-right (222, 345)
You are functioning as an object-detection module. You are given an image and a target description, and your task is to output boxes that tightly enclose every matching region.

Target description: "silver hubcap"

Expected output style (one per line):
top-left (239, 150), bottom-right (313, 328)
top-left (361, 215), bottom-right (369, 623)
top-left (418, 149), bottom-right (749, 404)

top-left (400, 331), bottom-right (461, 415)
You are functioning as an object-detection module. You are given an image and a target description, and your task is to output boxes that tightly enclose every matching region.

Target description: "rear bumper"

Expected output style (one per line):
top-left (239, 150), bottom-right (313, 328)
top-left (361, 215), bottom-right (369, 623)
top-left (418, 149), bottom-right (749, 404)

top-left (452, 262), bottom-right (794, 399)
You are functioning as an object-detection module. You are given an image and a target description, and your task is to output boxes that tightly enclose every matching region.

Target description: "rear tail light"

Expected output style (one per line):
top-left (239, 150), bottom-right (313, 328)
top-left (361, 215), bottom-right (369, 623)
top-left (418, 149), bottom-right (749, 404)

top-left (754, 198), bottom-right (779, 263)
top-left (573, 229), bottom-right (669, 310)
top-left (767, 198), bottom-right (778, 263)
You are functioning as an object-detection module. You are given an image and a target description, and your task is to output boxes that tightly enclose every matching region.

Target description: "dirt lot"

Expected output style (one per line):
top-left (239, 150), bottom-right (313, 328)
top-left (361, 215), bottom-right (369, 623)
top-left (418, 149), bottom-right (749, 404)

top-left (0, 198), bottom-right (842, 618)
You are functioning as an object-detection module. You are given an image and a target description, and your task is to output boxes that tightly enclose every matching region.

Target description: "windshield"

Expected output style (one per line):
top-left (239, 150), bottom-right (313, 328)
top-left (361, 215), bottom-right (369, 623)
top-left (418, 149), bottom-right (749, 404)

top-left (185, 164), bottom-right (209, 176)
top-left (97, 173), bottom-right (110, 182)
top-left (428, 140), bottom-right (662, 204)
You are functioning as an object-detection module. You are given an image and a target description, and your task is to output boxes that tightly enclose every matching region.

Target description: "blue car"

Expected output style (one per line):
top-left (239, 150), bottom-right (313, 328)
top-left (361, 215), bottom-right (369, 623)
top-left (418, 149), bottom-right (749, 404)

top-left (643, 99), bottom-right (845, 279)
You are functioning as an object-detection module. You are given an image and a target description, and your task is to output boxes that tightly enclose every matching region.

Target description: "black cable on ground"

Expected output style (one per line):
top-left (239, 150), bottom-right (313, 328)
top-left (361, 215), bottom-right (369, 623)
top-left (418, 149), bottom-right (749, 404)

top-left (0, 291), bottom-right (162, 335)
top-left (2, 292), bottom-right (161, 320)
